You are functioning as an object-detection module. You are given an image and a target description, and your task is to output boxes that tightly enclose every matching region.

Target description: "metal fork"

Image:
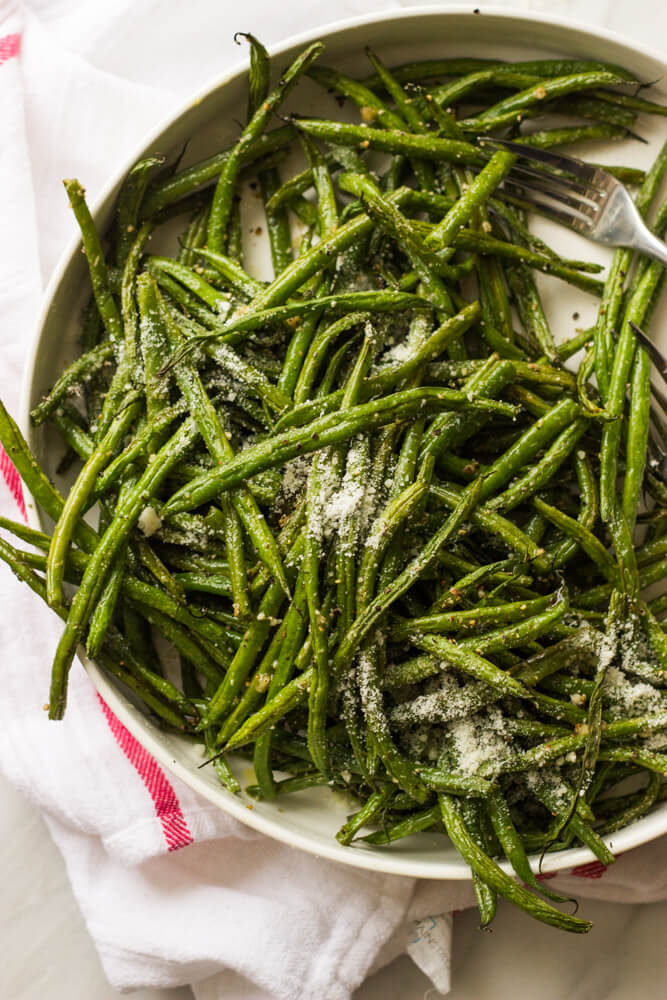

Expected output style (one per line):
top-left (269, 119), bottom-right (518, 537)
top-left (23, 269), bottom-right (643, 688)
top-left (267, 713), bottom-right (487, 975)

top-left (479, 137), bottom-right (667, 266)
top-left (629, 322), bottom-right (667, 486)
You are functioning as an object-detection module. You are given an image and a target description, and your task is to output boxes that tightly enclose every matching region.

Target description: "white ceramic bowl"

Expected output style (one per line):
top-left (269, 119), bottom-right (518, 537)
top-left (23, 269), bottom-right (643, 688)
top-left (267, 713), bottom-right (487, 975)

top-left (21, 7), bottom-right (667, 880)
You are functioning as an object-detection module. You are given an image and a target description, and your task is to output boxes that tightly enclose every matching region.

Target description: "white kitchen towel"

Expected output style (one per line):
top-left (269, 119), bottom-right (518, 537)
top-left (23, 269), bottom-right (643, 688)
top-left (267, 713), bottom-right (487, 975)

top-left (1, 2), bottom-right (667, 999)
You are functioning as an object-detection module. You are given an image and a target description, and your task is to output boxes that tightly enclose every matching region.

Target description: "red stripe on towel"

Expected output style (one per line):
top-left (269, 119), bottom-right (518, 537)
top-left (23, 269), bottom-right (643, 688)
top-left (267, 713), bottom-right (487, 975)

top-left (571, 861), bottom-right (608, 879)
top-left (0, 33), bottom-right (21, 66)
top-left (98, 695), bottom-right (194, 851)
top-left (0, 446), bottom-right (27, 520)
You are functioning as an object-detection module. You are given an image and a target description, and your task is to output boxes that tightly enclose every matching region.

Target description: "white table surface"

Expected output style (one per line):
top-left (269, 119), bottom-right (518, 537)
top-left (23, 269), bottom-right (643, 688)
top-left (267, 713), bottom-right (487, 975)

top-left (3, 2), bottom-right (667, 999)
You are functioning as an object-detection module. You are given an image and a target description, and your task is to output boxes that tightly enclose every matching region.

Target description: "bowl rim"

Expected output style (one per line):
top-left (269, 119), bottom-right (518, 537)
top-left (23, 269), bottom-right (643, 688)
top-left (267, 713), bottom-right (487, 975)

top-left (19, 5), bottom-right (667, 880)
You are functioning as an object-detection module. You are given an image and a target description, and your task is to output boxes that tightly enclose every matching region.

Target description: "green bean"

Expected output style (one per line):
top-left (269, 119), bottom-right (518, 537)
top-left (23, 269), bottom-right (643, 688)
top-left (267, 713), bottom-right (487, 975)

top-left (488, 418), bottom-right (586, 514)
top-left (92, 400), bottom-right (186, 499)
top-left (486, 789), bottom-right (571, 905)
top-left (392, 594), bottom-right (552, 638)
top-left (426, 151), bottom-right (516, 250)
top-left (204, 729), bottom-right (241, 795)
top-left (332, 478), bottom-right (484, 680)
top-left (31, 343), bottom-right (115, 426)
top-left (132, 601), bottom-right (224, 690)
top-left (178, 204), bottom-right (210, 268)
top-left (530, 777), bottom-right (615, 866)
top-left (357, 643), bottom-right (429, 802)
top-left (461, 595), bottom-right (569, 656)
top-left (506, 257), bottom-right (558, 361)
top-left (0, 536), bottom-right (194, 727)
top-left (497, 712), bottom-right (667, 776)
top-left (480, 397), bottom-right (581, 502)
top-left (87, 550), bottom-right (127, 657)
top-left (597, 772), bottom-right (663, 835)
top-left (416, 768), bottom-right (496, 798)
top-left (356, 481), bottom-right (426, 611)
top-left (600, 262), bottom-right (664, 524)
top-left (137, 273), bottom-right (171, 431)
top-left (622, 341), bottom-right (652, 533)
top-left (430, 483), bottom-right (550, 569)
top-left (533, 496), bottom-right (619, 584)
top-left (412, 633), bottom-right (584, 724)
top-left (365, 57), bottom-right (635, 88)
top-left (141, 126), bottom-right (295, 218)
top-left (221, 495), bottom-right (251, 619)
top-left (64, 179), bottom-right (123, 348)
top-left (293, 312), bottom-right (368, 405)
top-left (162, 387), bottom-right (516, 516)
top-left (203, 571), bottom-right (293, 730)
top-left (135, 537), bottom-right (186, 604)
top-left (449, 231), bottom-right (604, 296)
top-left (546, 450), bottom-right (598, 570)
top-left (362, 804), bottom-right (442, 845)
top-left (303, 459), bottom-right (334, 776)
top-left (207, 42), bottom-right (323, 252)
top-left (260, 167), bottom-right (293, 275)
top-left (339, 173), bottom-right (455, 320)
top-left (557, 96), bottom-right (637, 128)
top-left (299, 131), bottom-right (338, 235)
top-left (439, 794), bottom-right (592, 933)
top-left (192, 247), bottom-right (264, 299)
top-left (427, 558), bottom-right (526, 614)
top-left (217, 593), bottom-right (304, 745)
top-left (460, 71), bottom-right (634, 131)
top-left (363, 48), bottom-right (438, 189)
top-left (488, 201), bottom-right (599, 272)
top-left (48, 417), bottom-right (199, 719)
top-left (115, 155), bottom-right (163, 267)
top-left (148, 256), bottom-right (231, 313)
top-left (293, 118), bottom-right (483, 167)
top-left (307, 64), bottom-right (408, 131)
top-left (1, 405), bottom-right (103, 559)
top-left (159, 288), bottom-right (290, 597)
top-left (419, 358), bottom-right (516, 467)
top-left (122, 221), bottom-right (155, 373)
top-left (223, 668), bottom-right (313, 750)
top-left (279, 302), bottom-right (481, 425)
top-left (167, 290), bottom-right (428, 359)
top-left (590, 88), bottom-right (667, 118)
top-left (597, 746), bottom-right (667, 773)
top-left (336, 785), bottom-right (395, 845)
top-left (240, 32), bottom-right (270, 119)
top-left (51, 407), bottom-right (95, 462)
top-left (246, 773), bottom-right (330, 797)
top-left (515, 123), bottom-right (628, 149)
top-left (252, 580), bottom-right (310, 797)
top-left (97, 650), bottom-right (191, 730)
top-left (593, 142), bottom-right (667, 401)
top-left (638, 603), bottom-right (667, 674)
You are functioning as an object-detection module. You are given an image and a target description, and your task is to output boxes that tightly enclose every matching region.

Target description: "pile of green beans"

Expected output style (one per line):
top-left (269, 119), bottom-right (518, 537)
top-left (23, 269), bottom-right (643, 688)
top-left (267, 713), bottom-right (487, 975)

top-left (3, 34), bottom-right (667, 935)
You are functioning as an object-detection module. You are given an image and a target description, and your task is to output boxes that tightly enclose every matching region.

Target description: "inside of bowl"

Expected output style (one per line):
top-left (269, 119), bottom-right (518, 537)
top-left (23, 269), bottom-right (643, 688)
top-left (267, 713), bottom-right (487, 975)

top-left (23, 8), bottom-right (667, 879)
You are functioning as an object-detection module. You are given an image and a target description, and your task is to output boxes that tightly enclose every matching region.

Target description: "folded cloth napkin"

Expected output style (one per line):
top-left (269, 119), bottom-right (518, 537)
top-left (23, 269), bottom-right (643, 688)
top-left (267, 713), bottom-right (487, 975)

top-left (1, 3), bottom-right (667, 999)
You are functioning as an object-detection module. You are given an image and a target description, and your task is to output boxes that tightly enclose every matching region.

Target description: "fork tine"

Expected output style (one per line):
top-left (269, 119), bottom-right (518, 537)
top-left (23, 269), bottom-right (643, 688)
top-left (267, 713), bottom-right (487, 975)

top-left (646, 436), bottom-right (667, 485)
top-left (504, 169), bottom-right (601, 218)
top-left (630, 322), bottom-right (667, 385)
top-left (500, 181), bottom-right (595, 235)
top-left (478, 136), bottom-right (613, 186)
top-left (506, 161), bottom-right (601, 204)
top-left (652, 382), bottom-right (667, 419)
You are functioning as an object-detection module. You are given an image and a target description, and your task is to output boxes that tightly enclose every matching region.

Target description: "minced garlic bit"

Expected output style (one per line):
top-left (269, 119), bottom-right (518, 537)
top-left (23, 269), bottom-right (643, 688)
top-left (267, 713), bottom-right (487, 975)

top-left (137, 506), bottom-right (162, 538)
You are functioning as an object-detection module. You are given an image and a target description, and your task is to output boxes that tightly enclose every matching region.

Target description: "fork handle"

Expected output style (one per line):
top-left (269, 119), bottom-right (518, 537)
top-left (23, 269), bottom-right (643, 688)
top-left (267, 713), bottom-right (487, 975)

top-left (630, 227), bottom-right (667, 268)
